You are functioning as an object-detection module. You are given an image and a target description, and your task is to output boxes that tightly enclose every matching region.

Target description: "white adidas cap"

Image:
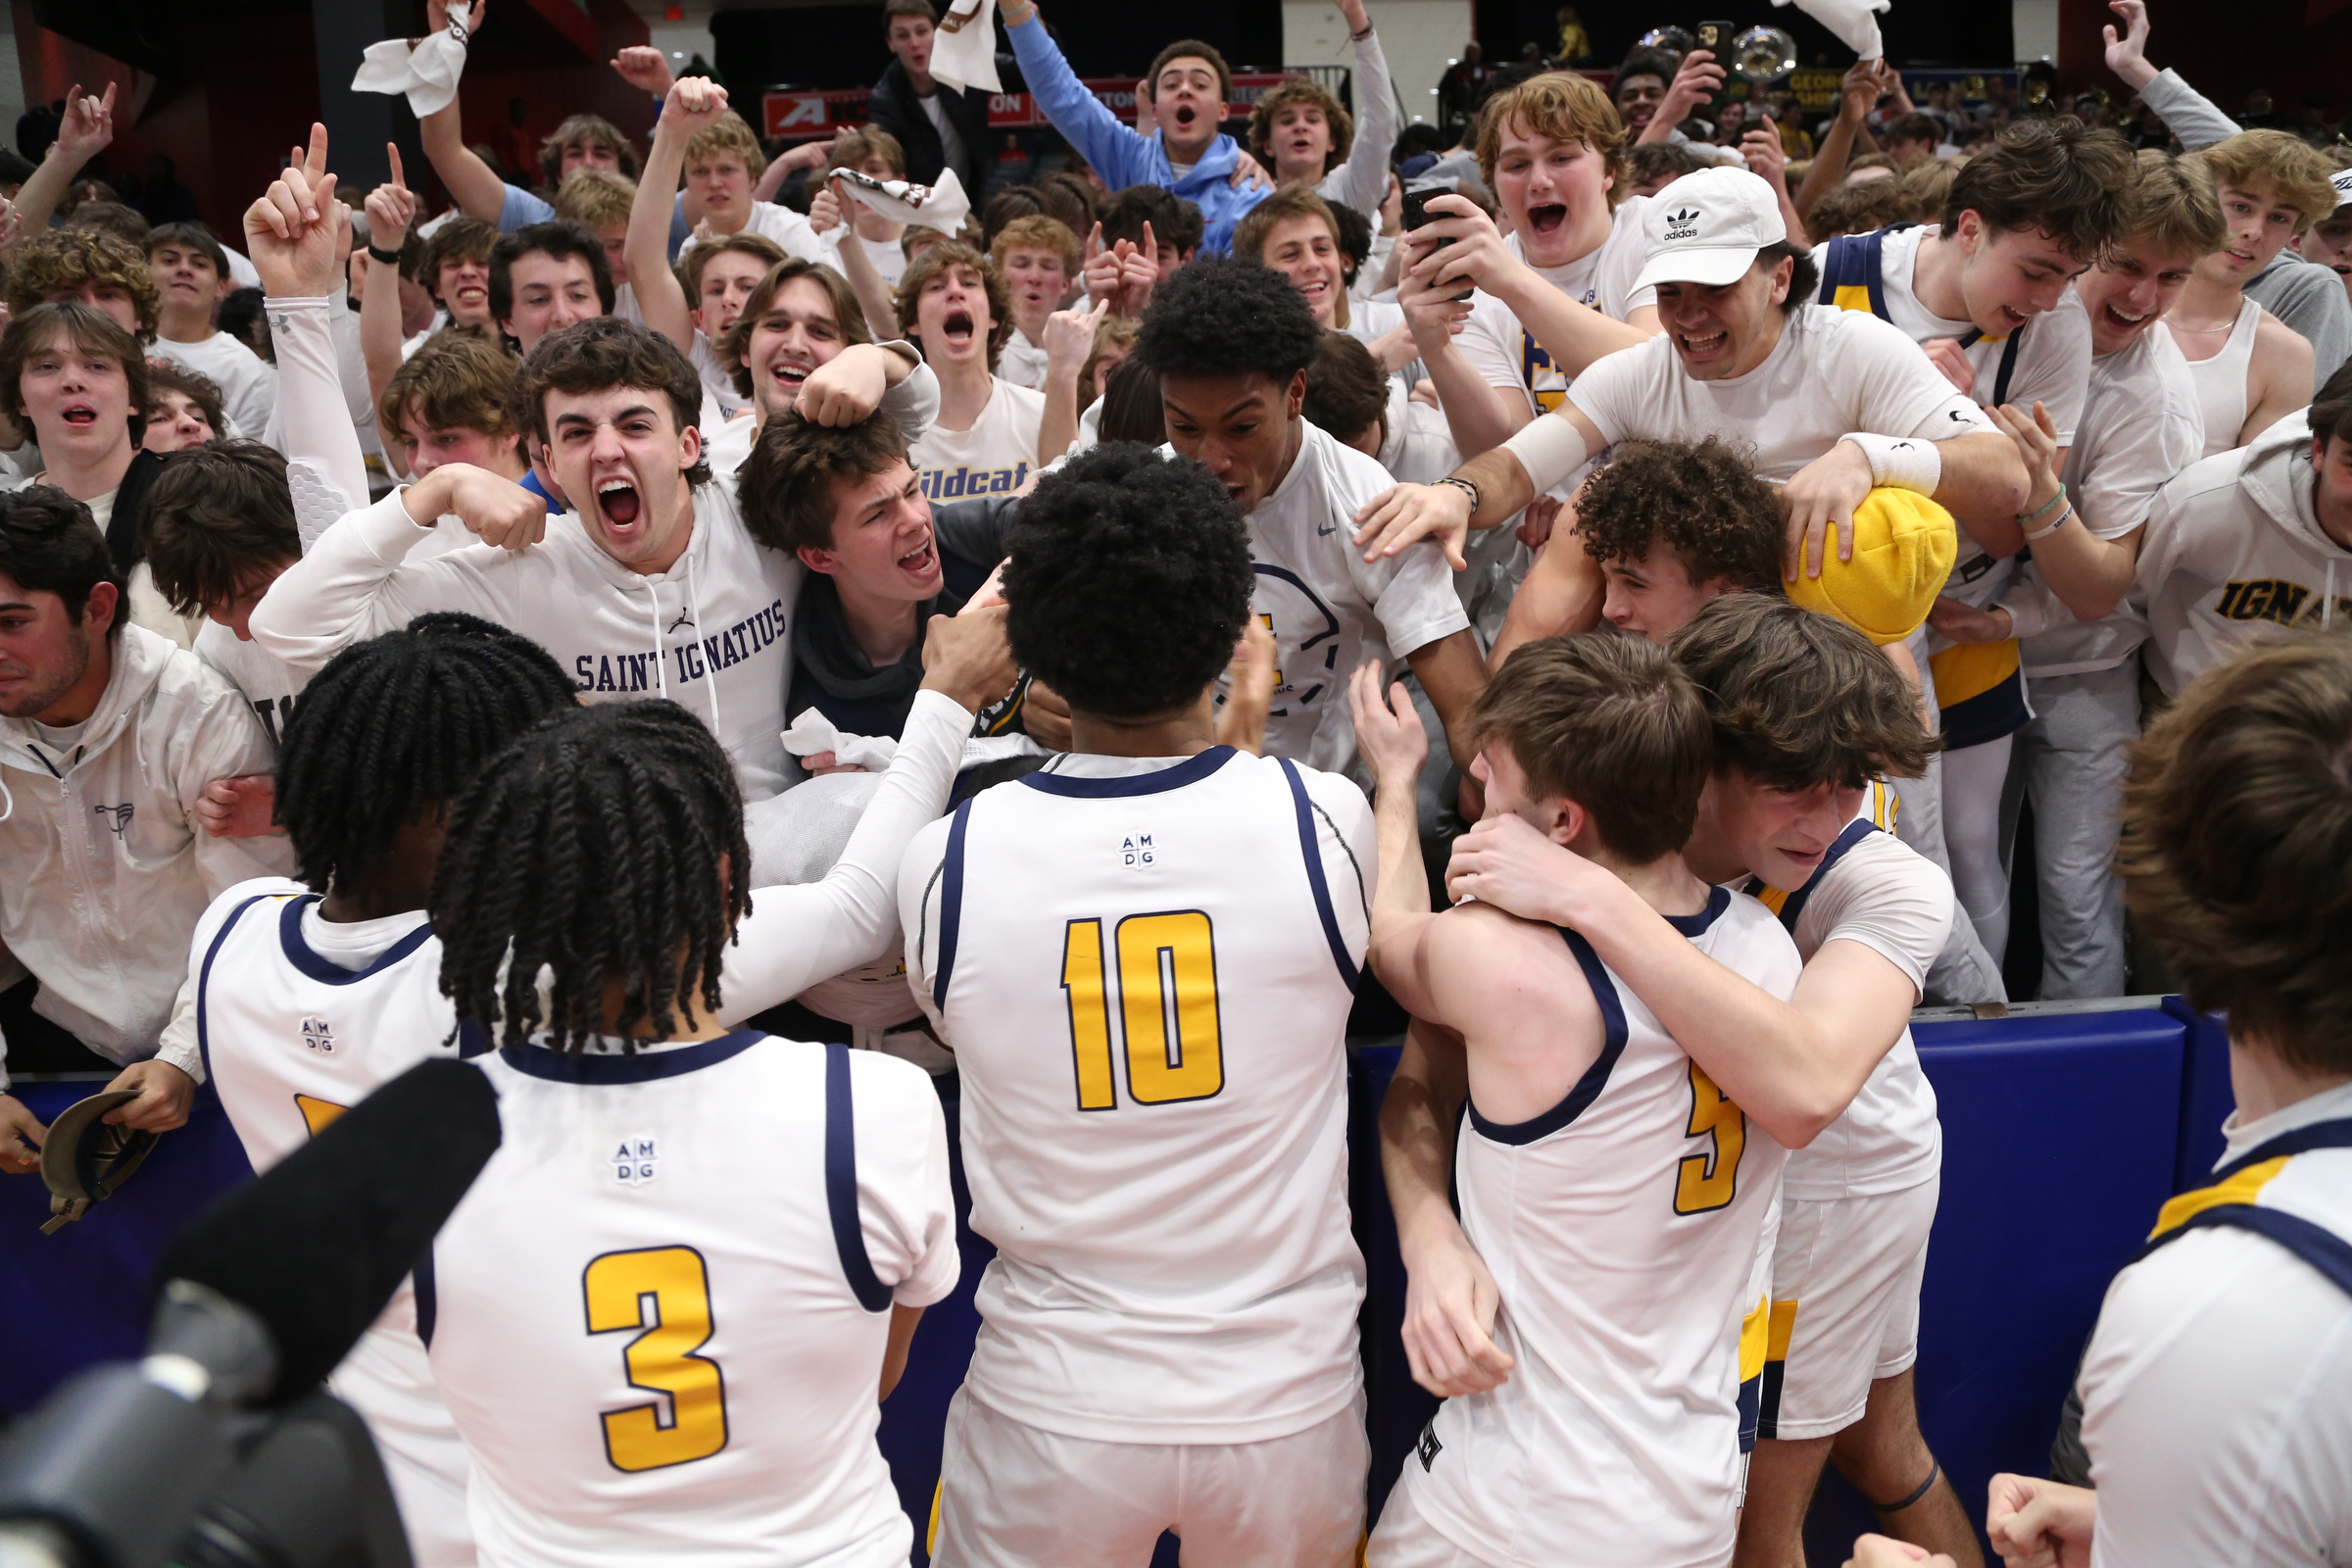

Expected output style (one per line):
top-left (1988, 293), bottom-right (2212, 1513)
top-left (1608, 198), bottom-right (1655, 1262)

top-left (2331, 167), bottom-right (2352, 214)
top-left (1633, 166), bottom-right (1789, 292)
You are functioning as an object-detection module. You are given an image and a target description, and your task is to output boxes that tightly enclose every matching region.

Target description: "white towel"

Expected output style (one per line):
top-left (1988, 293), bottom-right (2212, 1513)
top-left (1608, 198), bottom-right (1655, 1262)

top-left (830, 167), bottom-right (973, 233)
top-left (781, 708), bottom-right (901, 772)
top-left (929, 0), bottom-right (1002, 96)
top-left (351, 24), bottom-right (470, 120)
top-left (1771, 0), bottom-right (1888, 61)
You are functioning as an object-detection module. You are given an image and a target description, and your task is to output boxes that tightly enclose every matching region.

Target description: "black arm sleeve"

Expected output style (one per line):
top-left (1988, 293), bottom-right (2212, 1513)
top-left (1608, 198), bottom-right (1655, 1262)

top-left (930, 494), bottom-right (1020, 571)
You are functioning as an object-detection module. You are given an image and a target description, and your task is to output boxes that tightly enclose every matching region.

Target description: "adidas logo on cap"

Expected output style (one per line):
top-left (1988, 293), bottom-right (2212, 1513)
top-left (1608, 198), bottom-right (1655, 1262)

top-left (1663, 207), bottom-right (1700, 241)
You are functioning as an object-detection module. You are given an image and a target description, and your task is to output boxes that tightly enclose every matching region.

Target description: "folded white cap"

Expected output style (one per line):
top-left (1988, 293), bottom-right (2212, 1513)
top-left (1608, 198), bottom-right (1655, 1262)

top-left (930, 0), bottom-right (1002, 96)
top-left (1633, 167), bottom-right (1789, 293)
top-left (351, 28), bottom-right (469, 121)
top-left (1772, 0), bottom-right (1889, 62)
top-left (2331, 167), bottom-right (2352, 214)
top-left (830, 167), bottom-right (972, 233)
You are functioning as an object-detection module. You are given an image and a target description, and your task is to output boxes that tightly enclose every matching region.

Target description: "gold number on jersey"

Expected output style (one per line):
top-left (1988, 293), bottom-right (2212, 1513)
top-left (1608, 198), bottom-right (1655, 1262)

top-left (293, 1094), bottom-right (347, 1138)
top-left (1059, 911), bottom-right (1225, 1109)
top-left (581, 1246), bottom-right (728, 1472)
top-left (1673, 1062), bottom-right (1745, 1215)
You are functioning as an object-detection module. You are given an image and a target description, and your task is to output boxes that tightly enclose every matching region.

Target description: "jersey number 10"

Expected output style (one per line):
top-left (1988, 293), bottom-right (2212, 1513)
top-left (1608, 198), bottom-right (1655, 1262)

top-left (1061, 911), bottom-right (1226, 1111)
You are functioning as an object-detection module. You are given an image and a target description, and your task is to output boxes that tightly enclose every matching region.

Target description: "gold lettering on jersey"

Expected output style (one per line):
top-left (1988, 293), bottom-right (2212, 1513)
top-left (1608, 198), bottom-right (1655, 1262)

top-left (294, 1094), bottom-right (348, 1139)
top-left (582, 1246), bottom-right (729, 1472)
top-left (1059, 910), bottom-right (1227, 1109)
top-left (1673, 1062), bottom-right (1745, 1215)
top-left (2213, 579), bottom-right (2352, 629)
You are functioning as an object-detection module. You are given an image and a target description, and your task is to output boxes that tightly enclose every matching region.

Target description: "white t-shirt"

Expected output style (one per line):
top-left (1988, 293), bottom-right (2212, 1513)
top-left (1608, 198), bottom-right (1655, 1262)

top-left (1569, 305), bottom-right (1992, 479)
top-left (193, 620), bottom-right (307, 752)
top-left (829, 229), bottom-right (907, 291)
top-left (1341, 297), bottom-right (1406, 350)
top-left (150, 330), bottom-right (280, 439)
top-left (1455, 206), bottom-right (1657, 421)
top-left (742, 201), bottom-right (835, 267)
top-left (919, 92), bottom-right (965, 178)
top-left (1211, 419), bottom-right (1471, 771)
top-left (1872, 224), bottom-right (2095, 445)
top-left (909, 376), bottom-right (1046, 501)
top-left (1747, 808), bottom-right (1950, 1200)
top-left (689, 327), bottom-right (749, 418)
top-left (997, 328), bottom-right (1050, 391)
top-left (2018, 323), bottom-right (2205, 677)
top-left (2077, 1080), bottom-right (2352, 1568)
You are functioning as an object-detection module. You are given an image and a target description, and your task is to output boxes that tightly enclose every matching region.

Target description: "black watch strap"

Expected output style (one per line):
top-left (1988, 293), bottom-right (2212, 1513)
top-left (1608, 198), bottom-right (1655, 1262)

top-left (367, 242), bottom-right (404, 266)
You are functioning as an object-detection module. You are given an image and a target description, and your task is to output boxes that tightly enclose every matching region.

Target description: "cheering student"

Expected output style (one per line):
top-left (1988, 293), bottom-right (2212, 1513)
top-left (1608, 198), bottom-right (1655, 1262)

top-left (898, 243), bottom-right (1054, 499)
top-left (998, 0), bottom-right (1271, 253)
top-left (2164, 131), bottom-right (2336, 457)
top-left (145, 222), bottom-right (277, 436)
top-left (1246, 0), bottom-right (1398, 224)
top-left (987, 215), bottom-right (1081, 391)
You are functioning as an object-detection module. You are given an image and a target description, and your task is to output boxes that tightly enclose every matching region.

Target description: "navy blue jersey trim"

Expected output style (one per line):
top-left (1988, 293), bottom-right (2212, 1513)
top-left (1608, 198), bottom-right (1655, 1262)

top-left (1280, 758), bottom-right (1360, 991)
top-left (2212, 1118), bottom-right (2352, 1182)
top-left (277, 895), bottom-right (436, 984)
top-left (826, 1042), bottom-right (894, 1313)
top-left (932, 797), bottom-right (974, 1001)
top-left (1661, 884), bottom-right (1734, 938)
top-left (454, 1019), bottom-right (493, 1059)
top-left (1019, 746), bottom-right (1238, 798)
top-left (414, 1243), bottom-right (438, 1348)
top-left (1465, 928), bottom-right (1630, 1146)
top-left (194, 893), bottom-right (280, 1079)
top-left (2133, 1204), bottom-right (2352, 1299)
top-left (495, 1030), bottom-right (765, 1083)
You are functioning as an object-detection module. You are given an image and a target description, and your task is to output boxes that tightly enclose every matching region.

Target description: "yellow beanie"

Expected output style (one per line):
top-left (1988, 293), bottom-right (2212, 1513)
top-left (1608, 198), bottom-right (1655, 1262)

top-left (1784, 487), bottom-right (1958, 645)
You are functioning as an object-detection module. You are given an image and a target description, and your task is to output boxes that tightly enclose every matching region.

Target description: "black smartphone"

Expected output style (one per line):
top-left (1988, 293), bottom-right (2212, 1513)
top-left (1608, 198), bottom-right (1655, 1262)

top-left (1400, 189), bottom-right (1476, 302)
top-left (1694, 22), bottom-right (1737, 119)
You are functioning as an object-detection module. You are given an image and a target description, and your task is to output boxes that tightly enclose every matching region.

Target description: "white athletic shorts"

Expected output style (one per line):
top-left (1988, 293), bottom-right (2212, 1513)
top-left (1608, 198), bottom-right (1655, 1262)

top-left (1366, 1466), bottom-right (1487, 1568)
top-left (1757, 1175), bottom-right (1940, 1442)
top-left (930, 1386), bottom-right (1368, 1568)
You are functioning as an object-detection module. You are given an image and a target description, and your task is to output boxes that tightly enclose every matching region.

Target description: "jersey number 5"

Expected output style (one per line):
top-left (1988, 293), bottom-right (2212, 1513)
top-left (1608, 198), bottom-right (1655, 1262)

top-left (1673, 1062), bottom-right (1745, 1215)
top-left (582, 1246), bottom-right (728, 1472)
top-left (1061, 911), bottom-right (1225, 1111)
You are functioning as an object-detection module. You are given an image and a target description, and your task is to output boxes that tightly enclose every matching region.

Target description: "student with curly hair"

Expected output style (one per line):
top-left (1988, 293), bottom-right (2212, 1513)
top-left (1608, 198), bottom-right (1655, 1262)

top-left (4, 226), bottom-right (161, 342)
top-left (902, 441), bottom-right (1377, 1566)
top-left (139, 361), bottom-right (224, 454)
top-left (1138, 257), bottom-right (1483, 788)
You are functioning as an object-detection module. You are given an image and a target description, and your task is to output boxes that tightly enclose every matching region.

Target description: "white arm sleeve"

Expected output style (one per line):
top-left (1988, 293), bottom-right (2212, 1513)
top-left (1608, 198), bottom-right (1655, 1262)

top-left (245, 490), bottom-right (442, 669)
top-left (1325, 30), bottom-right (1399, 221)
top-left (261, 297), bottom-right (371, 547)
top-left (1500, 410), bottom-right (1593, 495)
top-left (714, 688), bottom-right (972, 1022)
top-left (878, 341), bottom-right (941, 448)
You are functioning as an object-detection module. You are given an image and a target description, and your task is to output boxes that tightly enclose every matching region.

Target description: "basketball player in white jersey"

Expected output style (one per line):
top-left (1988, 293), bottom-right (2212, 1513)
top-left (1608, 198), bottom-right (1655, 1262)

top-left (1352, 632), bottom-right (1804, 1568)
top-left (901, 442), bottom-right (1376, 1566)
top-left (1436, 597), bottom-right (1978, 1567)
top-left (1976, 637), bottom-right (2352, 1568)
top-left (423, 699), bottom-right (959, 1568)
top-left (189, 613), bottom-right (581, 1568)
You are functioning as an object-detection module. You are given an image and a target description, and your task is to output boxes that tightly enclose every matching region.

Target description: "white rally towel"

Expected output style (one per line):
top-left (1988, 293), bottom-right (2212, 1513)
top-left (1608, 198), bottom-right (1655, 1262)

top-left (351, 19), bottom-right (471, 120)
top-left (780, 705), bottom-right (1042, 775)
top-left (929, 0), bottom-right (1002, 96)
top-left (1772, 0), bottom-right (1888, 61)
top-left (829, 167), bottom-right (972, 234)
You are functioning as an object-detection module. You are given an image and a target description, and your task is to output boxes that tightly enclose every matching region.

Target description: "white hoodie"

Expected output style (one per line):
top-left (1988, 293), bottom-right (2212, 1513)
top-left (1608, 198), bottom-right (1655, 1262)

top-left (0, 624), bottom-right (292, 1085)
top-left (247, 482), bottom-right (804, 800)
top-left (2135, 413), bottom-right (2352, 698)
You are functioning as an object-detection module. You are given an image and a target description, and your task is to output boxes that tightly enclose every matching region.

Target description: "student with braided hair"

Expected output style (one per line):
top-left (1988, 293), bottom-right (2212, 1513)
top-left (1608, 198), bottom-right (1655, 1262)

top-left (175, 611), bottom-right (581, 1568)
top-left (423, 698), bottom-right (960, 1568)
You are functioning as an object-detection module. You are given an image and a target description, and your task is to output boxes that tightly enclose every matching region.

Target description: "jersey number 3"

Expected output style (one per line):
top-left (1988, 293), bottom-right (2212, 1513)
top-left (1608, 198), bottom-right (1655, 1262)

top-left (582, 1246), bottom-right (728, 1472)
top-left (1673, 1062), bottom-right (1745, 1215)
top-left (1061, 911), bottom-right (1225, 1111)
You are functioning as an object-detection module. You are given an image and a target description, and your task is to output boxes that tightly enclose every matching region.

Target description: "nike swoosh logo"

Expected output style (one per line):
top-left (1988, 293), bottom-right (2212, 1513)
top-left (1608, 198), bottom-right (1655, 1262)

top-left (1317, 523), bottom-right (1337, 536)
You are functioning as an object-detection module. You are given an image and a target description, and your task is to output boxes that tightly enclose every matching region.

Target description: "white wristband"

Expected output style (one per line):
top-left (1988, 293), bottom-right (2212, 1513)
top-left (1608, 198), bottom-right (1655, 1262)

top-left (1500, 412), bottom-right (1593, 495)
top-left (1841, 431), bottom-right (1942, 495)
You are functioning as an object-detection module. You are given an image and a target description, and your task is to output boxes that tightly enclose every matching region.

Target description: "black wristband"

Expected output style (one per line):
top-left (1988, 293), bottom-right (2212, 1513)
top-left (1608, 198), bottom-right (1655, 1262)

top-left (366, 242), bottom-right (404, 267)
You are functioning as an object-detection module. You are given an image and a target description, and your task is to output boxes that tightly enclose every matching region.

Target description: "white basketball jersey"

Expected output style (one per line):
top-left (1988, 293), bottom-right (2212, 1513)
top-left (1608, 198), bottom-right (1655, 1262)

top-left (1408, 889), bottom-right (1802, 1568)
top-left (426, 1034), bottom-right (956, 1568)
top-left (192, 878), bottom-right (478, 1568)
top-left (906, 747), bottom-right (1371, 1445)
